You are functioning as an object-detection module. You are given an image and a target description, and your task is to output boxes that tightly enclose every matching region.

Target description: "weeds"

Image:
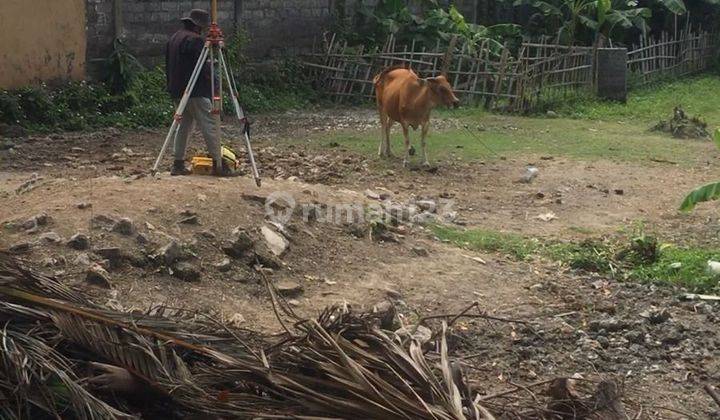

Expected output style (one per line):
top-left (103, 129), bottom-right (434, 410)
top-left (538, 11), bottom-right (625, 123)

top-left (432, 225), bottom-right (720, 292)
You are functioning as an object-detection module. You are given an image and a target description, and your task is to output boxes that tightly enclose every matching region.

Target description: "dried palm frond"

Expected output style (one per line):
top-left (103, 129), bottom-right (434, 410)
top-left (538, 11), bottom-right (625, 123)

top-left (0, 251), bottom-right (626, 419)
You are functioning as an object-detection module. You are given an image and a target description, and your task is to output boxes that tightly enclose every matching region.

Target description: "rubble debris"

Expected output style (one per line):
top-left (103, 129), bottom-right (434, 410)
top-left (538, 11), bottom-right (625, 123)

top-left (86, 265), bottom-right (113, 289)
top-left (215, 258), bottom-right (233, 272)
top-left (90, 215), bottom-right (117, 230)
top-left (652, 106), bottom-right (710, 139)
top-left (261, 225), bottom-right (289, 257)
top-left (112, 218), bottom-right (135, 235)
top-left (9, 242), bottom-right (32, 253)
top-left (67, 233), bottom-right (90, 250)
top-left (172, 262), bottom-right (201, 282)
top-left (276, 281), bottom-right (304, 297)
top-left (39, 232), bottom-right (63, 244)
top-left (157, 241), bottom-right (190, 266)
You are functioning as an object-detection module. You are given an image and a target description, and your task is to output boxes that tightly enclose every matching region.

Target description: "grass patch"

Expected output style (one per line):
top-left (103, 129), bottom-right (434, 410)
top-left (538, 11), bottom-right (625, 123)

top-left (432, 225), bottom-right (720, 293)
top-left (320, 115), bottom-right (710, 166)
top-left (431, 225), bottom-right (541, 260)
top-left (556, 75), bottom-right (720, 126)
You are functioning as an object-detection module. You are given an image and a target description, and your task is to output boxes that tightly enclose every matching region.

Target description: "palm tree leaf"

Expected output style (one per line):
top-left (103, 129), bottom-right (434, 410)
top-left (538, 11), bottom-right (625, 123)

top-left (680, 182), bottom-right (720, 211)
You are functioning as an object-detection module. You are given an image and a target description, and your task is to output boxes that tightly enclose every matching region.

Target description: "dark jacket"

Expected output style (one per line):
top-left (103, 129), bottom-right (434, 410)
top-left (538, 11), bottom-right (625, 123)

top-left (166, 29), bottom-right (211, 99)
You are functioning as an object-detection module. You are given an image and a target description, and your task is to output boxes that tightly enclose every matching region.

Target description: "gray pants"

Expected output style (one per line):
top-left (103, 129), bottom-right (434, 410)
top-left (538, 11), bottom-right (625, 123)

top-left (174, 97), bottom-right (221, 162)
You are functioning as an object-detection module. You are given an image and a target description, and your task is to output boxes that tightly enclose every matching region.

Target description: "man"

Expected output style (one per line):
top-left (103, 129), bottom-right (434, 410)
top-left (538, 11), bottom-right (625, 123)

top-left (166, 9), bottom-right (234, 176)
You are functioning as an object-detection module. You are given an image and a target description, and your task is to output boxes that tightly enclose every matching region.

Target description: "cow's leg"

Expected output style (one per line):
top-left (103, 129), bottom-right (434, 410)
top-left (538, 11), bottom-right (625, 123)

top-left (401, 123), bottom-right (411, 167)
top-left (385, 120), bottom-right (394, 157)
top-left (420, 122), bottom-right (430, 166)
top-left (378, 112), bottom-right (387, 156)
top-left (378, 112), bottom-right (393, 158)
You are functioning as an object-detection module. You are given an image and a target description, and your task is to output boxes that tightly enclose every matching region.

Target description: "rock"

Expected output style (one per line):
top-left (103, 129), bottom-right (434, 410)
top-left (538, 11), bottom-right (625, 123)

top-left (94, 247), bottom-right (123, 266)
top-left (416, 200), bottom-right (437, 213)
top-left (546, 110), bottom-right (558, 118)
top-left (222, 230), bottom-right (255, 258)
top-left (261, 225), bottom-right (289, 257)
top-left (276, 281), bottom-right (303, 298)
top-left (136, 233), bottom-right (149, 245)
top-left (624, 330), bottom-right (645, 344)
top-left (412, 246), bottom-right (429, 257)
top-left (9, 242), bottom-right (32, 253)
top-left (614, 189), bottom-right (624, 195)
top-left (198, 230), bottom-right (216, 240)
top-left (215, 258), bottom-right (232, 272)
top-left (86, 265), bottom-right (113, 289)
top-left (520, 166), bottom-right (539, 183)
top-left (90, 215), bottom-right (117, 230)
top-left (73, 253), bottom-right (93, 267)
top-left (588, 318), bottom-right (628, 333)
top-left (172, 262), bottom-right (201, 282)
top-left (596, 335), bottom-right (610, 349)
top-left (158, 241), bottom-right (188, 265)
top-left (227, 313), bottom-right (245, 327)
top-left (385, 288), bottom-right (402, 300)
top-left (39, 232), bottom-right (63, 244)
top-left (180, 215), bottom-right (199, 225)
top-left (41, 256), bottom-right (66, 267)
top-left (410, 212), bottom-right (437, 225)
top-left (22, 213), bottom-right (50, 231)
top-left (67, 233), bottom-right (90, 250)
top-left (112, 218), bottom-right (135, 235)
top-left (365, 189), bottom-right (381, 200)
top-left (641, 308), bottom-right (672, 324)
top-left (253, 250), bottom-right (282, 270)
top-left (125, 251), bottom-right (150, 268)
top-left (287, 299), bottom-right (301, 307)
top-left (395, 325), bottom-right (433, 344)
top-left (76, 202), bottom-right (92, 209)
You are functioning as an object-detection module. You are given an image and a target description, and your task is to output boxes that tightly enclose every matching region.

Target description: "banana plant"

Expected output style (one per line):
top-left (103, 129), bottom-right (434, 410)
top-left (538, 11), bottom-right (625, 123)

top-left (680, 129), bottom-right (720, 211)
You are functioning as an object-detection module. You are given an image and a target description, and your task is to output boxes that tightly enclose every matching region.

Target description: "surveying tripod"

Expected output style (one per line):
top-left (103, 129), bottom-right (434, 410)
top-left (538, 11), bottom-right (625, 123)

top-left (151, 0), bottom-right (261, 187)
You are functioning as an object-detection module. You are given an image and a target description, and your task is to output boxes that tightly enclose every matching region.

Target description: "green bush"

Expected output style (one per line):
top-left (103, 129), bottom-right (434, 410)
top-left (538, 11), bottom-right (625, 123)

top-left (0, 91), bottom-right (23, 124)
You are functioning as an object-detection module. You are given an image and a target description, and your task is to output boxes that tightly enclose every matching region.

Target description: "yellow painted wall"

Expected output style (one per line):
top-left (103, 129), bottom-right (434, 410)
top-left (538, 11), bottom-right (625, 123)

top-left (0, 0), bottom-right (86, 88)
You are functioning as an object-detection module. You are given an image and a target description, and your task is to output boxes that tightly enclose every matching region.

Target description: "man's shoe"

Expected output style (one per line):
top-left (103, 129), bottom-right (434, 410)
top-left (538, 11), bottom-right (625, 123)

top-left (171, 160), bottom-right (191, 176)
top-left (212, 160), bottom-right (240, 177)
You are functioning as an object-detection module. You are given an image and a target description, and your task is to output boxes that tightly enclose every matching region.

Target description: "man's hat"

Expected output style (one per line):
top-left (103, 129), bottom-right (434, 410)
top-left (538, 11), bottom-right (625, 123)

top-left (181, 9), bottom-right (210, 29)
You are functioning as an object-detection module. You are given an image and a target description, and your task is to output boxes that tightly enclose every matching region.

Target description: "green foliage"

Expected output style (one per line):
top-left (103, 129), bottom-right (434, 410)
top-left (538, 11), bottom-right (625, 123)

top-left (512, 0), bottom-right (652, 44)
top-left (555, 75), bottom-right (720, 126)
top-left (433, 225), bottom-right (718, 292)
top-left (339, 1), bottom-right (521, 53)
top-left (679, 125), bottom-right (720, 211)
top-left (680, 182), bottom-right (720, 211)
top-left (431, 225), bottom-right (540, 259)
top-left (104, 38), bottom-right (144, 94)
top-left (0, 29), bottom-right (316, 133)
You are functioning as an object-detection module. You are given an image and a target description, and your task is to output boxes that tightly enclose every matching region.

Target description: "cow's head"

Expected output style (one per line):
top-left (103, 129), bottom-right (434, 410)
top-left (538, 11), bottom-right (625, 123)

top-left (425, 76), bottom-right (460, 108)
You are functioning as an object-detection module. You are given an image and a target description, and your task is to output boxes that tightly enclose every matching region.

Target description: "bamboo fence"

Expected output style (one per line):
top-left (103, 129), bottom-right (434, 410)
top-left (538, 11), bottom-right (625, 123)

top-left (627, 29), bottom-right (718, 86)
top-left (304, 29), bottom-right (718, 112)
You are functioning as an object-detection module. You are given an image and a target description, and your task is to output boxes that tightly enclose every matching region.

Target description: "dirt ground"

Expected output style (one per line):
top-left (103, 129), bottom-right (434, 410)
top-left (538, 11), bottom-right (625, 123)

top-left (1, 109), bottom-right (719, 418)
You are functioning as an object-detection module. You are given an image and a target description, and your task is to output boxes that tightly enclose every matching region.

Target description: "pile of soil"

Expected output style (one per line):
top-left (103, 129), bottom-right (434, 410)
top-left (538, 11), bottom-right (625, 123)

top-left (652, 106), bottom-right (710, 139)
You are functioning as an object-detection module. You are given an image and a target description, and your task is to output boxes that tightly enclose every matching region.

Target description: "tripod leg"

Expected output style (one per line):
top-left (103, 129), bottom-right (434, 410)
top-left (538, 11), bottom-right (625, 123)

top-left (151, 43), bottom-right (211, 174)
top-left (219, 50), bottom-right (261, 187)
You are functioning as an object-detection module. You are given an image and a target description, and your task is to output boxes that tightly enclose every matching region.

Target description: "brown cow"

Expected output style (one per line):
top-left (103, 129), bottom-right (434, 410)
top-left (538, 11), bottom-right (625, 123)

top-left (373, 67), bottom-right (460, 167)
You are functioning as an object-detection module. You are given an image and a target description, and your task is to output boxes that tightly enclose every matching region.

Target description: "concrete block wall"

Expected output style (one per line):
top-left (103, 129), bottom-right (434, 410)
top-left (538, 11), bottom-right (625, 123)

top-left (86, 0), bottom-right (336, 70)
